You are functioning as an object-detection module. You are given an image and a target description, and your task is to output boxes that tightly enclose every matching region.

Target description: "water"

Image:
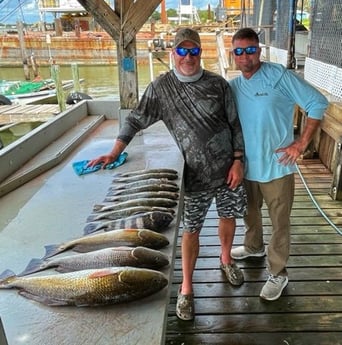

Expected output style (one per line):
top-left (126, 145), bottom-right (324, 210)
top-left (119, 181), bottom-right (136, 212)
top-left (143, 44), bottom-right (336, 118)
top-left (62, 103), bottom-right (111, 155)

top-left (0, 63), bottom-right (173, 100)
top-left (0, 61), bottom-right (218, 146)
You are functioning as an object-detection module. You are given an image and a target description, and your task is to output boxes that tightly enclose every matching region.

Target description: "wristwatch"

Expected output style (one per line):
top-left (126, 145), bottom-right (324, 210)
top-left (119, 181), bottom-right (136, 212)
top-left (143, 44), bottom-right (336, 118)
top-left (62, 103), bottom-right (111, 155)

top-left (233, 155), bottom-right (244, 163)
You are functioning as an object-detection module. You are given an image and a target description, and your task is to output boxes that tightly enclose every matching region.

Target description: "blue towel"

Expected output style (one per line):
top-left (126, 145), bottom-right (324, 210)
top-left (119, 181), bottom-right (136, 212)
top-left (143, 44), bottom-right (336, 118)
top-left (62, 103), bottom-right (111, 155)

top-left (72, 152), bottom-right (128, 176)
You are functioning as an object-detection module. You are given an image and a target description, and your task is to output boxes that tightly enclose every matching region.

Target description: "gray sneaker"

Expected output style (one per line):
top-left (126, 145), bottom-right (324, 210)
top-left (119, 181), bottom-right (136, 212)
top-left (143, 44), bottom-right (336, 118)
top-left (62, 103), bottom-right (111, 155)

top-left (260, 275), bottom-right (289, 301)
top-left (220, 260), bottom-right (244, 286)
top-left (176, 286), bottom-right (194, 321)
top-left (231, 245), bottom-right (266, 260)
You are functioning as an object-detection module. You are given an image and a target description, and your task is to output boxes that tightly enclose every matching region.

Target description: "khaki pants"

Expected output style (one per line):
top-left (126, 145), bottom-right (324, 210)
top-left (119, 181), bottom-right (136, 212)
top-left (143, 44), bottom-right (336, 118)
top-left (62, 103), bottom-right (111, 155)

top-left (243, 174), bottom-right (294, 276)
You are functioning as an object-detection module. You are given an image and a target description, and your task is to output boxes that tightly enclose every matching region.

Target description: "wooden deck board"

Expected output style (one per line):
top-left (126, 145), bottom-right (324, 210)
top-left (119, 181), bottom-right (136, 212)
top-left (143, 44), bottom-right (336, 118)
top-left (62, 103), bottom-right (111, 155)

top-left (0, 104), bottom-right (68, 124)
top-left (165, 159), bottom-right (342, 345)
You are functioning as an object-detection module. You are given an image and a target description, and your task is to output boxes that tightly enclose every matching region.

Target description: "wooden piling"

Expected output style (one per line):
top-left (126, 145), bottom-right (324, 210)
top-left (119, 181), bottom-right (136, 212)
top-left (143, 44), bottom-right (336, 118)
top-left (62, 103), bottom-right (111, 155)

top-left (50, 65), bottom-right (66, 112)
top-left (71, 63), bottom-right (81, 92)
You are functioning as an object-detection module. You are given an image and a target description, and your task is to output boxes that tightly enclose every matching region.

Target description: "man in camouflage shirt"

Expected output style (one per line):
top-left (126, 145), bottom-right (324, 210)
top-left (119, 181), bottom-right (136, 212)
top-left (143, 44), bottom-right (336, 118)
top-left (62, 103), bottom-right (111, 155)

top-left (88, 28), bottom-right (247, 321)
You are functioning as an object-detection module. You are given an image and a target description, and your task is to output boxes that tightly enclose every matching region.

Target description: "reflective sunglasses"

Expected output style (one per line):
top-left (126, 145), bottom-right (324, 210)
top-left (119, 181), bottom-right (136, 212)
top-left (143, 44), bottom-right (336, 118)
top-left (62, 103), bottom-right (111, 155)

top-left (175, 46), bottom-right (201, 57)
top-left (233, 46), bottom-right (258, 56)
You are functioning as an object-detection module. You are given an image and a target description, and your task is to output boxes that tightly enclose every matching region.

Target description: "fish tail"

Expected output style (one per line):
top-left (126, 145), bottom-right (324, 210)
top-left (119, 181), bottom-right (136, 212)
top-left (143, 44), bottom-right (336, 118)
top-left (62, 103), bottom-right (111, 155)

top-left (93, 204), bottom-right (104, 212)
top-left (43, 244), bottom-right (62, 259)
top-left (103, 197), bottom-right (114, 202)
top-left (83, 222), bottom-right (102, 235)
top-left (18, 258), bottom-right (45, 276)
top-left (0, 269), bottom-right (16, 287)
top-left (86, 214), bottom-right (99, 222)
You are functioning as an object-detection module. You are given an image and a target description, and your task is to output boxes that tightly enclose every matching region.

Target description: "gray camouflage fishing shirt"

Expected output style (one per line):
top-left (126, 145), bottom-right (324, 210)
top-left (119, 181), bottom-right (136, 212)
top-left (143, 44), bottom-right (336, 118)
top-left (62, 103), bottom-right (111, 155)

top-left (118, 69), bottom-right (244, 193)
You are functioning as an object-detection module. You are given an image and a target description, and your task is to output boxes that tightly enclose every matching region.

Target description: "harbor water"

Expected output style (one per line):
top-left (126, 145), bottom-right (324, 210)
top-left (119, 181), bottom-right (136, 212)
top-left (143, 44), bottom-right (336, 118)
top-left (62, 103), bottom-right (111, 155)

top-left (0, 64), bottom-right (169, 100)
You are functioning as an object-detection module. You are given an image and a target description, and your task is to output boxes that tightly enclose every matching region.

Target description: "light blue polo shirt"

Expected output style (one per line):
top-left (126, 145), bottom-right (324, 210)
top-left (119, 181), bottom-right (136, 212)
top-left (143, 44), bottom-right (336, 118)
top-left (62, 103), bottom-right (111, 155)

top-left (229, 62), bottom-right (329, 182)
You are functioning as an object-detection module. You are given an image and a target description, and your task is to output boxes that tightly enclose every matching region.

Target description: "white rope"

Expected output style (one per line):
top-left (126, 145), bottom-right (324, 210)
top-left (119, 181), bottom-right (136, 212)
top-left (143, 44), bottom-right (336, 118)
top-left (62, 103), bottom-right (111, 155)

top-left (296, 164), bottom-right (342, 236)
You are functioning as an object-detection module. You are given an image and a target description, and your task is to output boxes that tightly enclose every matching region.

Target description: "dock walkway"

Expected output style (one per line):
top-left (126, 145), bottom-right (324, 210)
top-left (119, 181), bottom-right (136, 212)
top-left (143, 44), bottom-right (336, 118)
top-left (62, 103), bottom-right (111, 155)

top-left (166, 158), bottom-right (342, 345)
top-left (0, 104), bottom-right (67, 125)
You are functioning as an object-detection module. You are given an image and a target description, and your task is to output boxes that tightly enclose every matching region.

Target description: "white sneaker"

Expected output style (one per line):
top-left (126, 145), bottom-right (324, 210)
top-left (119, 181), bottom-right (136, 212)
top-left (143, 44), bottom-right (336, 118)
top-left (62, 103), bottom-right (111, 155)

top-left (260, 275), bottom-right (288, 301)
top-left (231, 246), bottom-right (266, 260)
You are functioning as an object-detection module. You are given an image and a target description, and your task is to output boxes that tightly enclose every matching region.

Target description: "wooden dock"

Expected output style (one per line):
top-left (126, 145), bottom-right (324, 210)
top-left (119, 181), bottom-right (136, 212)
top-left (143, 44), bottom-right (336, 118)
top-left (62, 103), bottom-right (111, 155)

top-left (166, 158), bottom-right (342, 345)
top-left (0, 104), bottom-right (68, 125)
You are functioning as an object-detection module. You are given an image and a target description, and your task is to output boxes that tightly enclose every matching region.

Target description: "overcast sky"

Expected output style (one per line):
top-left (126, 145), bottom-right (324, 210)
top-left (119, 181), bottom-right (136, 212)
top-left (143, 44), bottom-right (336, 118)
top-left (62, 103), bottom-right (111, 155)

top-left (0, 0), bottom-right (220, 24)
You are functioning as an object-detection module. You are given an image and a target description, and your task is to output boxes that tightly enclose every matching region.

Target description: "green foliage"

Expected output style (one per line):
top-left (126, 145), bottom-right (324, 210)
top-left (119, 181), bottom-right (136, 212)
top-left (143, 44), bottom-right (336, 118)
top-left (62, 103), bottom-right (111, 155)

top-left (151, 11), bottom-right (161, 21)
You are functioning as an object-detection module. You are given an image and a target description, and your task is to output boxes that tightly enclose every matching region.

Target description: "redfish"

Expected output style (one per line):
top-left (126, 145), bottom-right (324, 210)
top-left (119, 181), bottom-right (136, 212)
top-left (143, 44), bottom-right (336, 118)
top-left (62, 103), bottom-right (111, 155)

top-left (0, 267), bottom-right (168, 306)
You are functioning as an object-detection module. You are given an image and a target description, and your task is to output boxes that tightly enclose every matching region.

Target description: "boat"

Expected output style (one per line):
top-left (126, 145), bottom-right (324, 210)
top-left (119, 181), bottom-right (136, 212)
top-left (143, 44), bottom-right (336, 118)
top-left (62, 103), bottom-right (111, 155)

top-left (0, 78), bottom-right (81, 105)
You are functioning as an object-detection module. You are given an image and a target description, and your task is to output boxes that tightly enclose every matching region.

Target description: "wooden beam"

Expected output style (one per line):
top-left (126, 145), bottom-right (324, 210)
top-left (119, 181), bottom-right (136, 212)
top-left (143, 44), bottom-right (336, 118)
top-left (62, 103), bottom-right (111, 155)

top-left (119, 0), bottom-right (162, 48)
top-left (330, 136), bottom-right (342, 201)
top-left (76, 0), bottom-right (121, 41)
top-left (76, 0), bottom-right (162, 109)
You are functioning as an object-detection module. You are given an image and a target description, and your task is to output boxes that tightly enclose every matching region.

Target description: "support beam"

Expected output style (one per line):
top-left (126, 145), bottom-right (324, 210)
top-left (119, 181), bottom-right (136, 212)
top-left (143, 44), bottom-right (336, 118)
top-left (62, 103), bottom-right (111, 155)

top-left (76, 0), bottom-right (162, 109)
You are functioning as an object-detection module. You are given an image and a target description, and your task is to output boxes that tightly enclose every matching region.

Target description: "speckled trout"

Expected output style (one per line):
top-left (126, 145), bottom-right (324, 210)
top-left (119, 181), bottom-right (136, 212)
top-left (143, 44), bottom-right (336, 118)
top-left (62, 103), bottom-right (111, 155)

top-left (104, 191), bottom-right (179, 203)
top-left (112, 172), bottom-right (178, 183)
top-left (19, 246), bottom-right (170, 276)
top-left (107, 183), bottom-right (179, 196)
top-left (43, 229), bottom-right (169, 259)
top-left (113, 168), bottom-right (178, 178)
top-left (0, 267), bottom-right (168, 306)
top-left (113, 178), bottom-right (178, 190)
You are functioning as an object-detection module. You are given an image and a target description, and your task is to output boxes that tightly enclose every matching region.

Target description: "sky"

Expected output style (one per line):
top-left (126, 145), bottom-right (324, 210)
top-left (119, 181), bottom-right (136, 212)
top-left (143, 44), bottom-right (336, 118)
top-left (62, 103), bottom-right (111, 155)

top-left (0, 0), bottom-right (220, 24)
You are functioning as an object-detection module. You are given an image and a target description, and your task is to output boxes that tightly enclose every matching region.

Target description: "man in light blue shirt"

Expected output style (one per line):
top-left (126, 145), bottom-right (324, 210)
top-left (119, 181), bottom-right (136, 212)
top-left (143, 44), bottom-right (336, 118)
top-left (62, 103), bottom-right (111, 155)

top-left (229, 28), bottom-right (329, 301)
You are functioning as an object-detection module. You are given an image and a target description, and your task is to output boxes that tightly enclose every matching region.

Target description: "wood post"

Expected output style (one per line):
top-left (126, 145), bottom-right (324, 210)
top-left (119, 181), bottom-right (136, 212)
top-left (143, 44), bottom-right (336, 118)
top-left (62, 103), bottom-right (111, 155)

top-left (330, 136), bottom-right (342, 200)
top-left (71, 63), bottom-right (81, 92)
top-left (51, 65), bottom-right (66, 112)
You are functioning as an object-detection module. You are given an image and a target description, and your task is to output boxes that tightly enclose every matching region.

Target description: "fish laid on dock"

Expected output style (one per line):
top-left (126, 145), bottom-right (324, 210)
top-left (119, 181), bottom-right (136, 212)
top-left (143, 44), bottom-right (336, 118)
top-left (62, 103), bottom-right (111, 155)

top-left (104, 191), bottom-right (179, 203)
top-left (113, 168), bottom-right (178, 178)
top-left (0, 267), bottom-right (168, 307)
top-left (19, 246), bottom-right (169, 276)
top-left (112, 172), bottom-right (178, 183)
top-left (87, 206), bottom-right (175, 222)
top-left (43, 229), bottom-right (170, 259)
top-left (84, 211), bottom-right (174, 235)
top-left (93, 198), bottom-right (177, 212)
top-left (107, 183), bottom-right (179, 196)
top-left (113, 178), bottom-right (178, 190)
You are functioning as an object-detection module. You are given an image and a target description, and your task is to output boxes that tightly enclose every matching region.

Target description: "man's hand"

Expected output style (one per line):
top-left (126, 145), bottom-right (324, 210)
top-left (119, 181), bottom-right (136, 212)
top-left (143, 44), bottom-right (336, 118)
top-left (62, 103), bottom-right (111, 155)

top-left (275, 141), bottom-right (303, 166)
top-left (87, 153), bottom-right (118, 169)
top-left (226, 160), bottom-right (244, 189)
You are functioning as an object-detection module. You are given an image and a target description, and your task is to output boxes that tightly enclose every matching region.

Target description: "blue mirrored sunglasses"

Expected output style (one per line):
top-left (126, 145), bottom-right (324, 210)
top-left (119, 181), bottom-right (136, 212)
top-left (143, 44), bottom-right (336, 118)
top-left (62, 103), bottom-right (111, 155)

top-left (175, 46), bottom-right (201, 57)
top-left (233, 46), bottom-right (258, 56)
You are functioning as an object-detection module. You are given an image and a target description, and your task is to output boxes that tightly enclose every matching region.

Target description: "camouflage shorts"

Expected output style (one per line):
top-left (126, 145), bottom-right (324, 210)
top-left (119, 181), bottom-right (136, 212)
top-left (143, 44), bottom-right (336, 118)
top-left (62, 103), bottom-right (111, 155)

top-left (182, 184), bottom-right (247, 233)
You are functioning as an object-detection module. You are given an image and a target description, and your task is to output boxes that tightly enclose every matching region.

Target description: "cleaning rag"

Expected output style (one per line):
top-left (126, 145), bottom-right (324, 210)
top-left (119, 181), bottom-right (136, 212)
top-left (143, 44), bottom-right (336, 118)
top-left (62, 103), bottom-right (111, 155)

top-left (72, 152), bottom-right (128, 176)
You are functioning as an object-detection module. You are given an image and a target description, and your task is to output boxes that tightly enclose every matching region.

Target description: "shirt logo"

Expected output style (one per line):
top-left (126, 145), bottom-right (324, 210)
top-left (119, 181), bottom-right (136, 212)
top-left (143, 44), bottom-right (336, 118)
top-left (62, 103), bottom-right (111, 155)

top-left (255, 92), bottom-right (268, 96)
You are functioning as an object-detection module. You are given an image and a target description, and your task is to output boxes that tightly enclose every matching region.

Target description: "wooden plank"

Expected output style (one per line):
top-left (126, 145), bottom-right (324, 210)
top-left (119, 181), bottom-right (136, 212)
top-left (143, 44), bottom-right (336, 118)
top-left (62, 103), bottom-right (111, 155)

top-left (166, 332), bottom-right (342, 345)
top-left (0, 105), bottom-right (65, 124)
top-left (166, 158), bottom-right (342, 345)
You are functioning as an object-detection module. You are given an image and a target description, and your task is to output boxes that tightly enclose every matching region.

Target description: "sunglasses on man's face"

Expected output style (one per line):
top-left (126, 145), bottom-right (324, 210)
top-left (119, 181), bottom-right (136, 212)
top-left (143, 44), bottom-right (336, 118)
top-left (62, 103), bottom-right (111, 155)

top-left (175, 46), bottom-right (201, 57)
top-left (233, 46), bottom-right (258, 56)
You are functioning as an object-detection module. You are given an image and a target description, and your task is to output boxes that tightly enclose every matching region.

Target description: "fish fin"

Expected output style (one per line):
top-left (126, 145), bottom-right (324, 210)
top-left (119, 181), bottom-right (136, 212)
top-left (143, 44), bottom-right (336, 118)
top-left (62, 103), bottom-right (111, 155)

top-left (103, 197), bottom-right (114, 202)
top-left (88, 268), bottom-right (118, 279)
top-left (93, 204), bottom-right (104, 212)
top-left (73, 244), bottom-right (100, 253)
top-left (0, 269), bottom-right (16, 284)
top-left (112, 172), bottom-right (123, 178)
top-left (43, 244), bottom-right (62, 259)
top-left (19, 291), bottom-right (70, 306)
top-left (18, 258), bottom-right (45, 276)
top-left (55, 267), bottom-right (72, 273)
top-left (83, 222), bottom-right (102, 235)
top-left (86, 214), bottom-right (99, 222)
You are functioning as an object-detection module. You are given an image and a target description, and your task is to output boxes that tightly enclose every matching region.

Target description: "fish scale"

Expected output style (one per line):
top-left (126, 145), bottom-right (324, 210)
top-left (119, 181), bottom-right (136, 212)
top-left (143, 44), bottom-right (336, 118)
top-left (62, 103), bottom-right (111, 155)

top-left (19, 246), bottom-right (170, 276)
top-left (42, 229), bottom-right (170, 259)
top-left (0, 267), bottom-right (168, 306)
